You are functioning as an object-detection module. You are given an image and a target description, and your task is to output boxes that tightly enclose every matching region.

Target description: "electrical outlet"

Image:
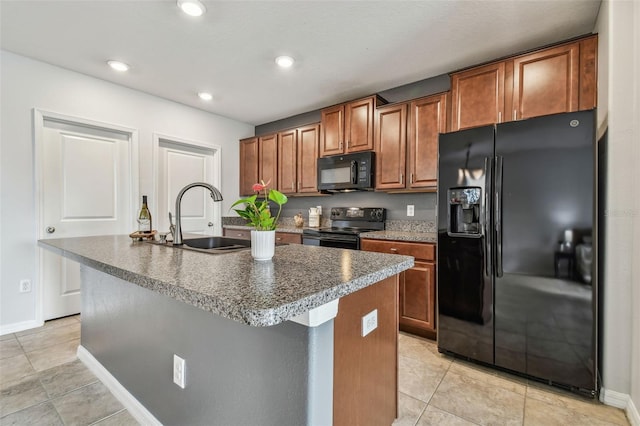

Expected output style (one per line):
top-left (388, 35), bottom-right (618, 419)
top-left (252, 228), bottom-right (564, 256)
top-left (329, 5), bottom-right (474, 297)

top-left (361, 309), bottom-right (378, 337)
top-left (19, 279), bottom-right (32, 293)
top-left (407, 205), bottom-right (415, 217)
top-left (173, 354), bottom-right (186, 389)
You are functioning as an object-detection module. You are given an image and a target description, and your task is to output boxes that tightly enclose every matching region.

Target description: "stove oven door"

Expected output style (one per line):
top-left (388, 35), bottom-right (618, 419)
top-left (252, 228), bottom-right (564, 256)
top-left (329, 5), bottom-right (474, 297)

top-left (302, 234), bottom-right (360, 250)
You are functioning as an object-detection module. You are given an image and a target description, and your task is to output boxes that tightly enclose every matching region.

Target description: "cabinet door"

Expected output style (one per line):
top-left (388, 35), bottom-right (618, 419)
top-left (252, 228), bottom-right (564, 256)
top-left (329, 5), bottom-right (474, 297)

top-left (258, 133), bottom-right (278, 189)
top-left (512, 42), bottom-right (579, 120)
top-left (320, 104), bottom-right (345, 157)
top-left (408, 93), bottom-right (447, 189)
top-left (275, 232), bottom-right (302, 244)
top-left (400, 261), bottom-right (436, 334)
top-left (297, 124), bottom-right (320, 193)
top-left (450, 62), bottom-right (506, 131)
top-left (345, 96), bottom-right (375, 152)
top-left (375, 103), bottom-right (407, 190)
top-left (239, 137), bottom-right (259, 196)
top-left (277, 129), bottom-right (297, 194)
top-left (223, 228), bottom-right (251, 240)
top-left (579, 35), bottom-right (597, 111)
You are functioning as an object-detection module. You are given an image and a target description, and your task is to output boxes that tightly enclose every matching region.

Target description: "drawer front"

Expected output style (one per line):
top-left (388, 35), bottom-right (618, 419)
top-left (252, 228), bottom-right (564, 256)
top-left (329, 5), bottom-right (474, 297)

top-left (223, 228), bottom-right (251, 240)
top-left (360, 239), bottom-right (434, 261)
top-left (276, 232), bottom-right (302, 244)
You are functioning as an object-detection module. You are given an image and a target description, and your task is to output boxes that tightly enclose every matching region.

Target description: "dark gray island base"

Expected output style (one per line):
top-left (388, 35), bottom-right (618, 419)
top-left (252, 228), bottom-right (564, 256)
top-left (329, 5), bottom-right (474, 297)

top-left (39, 236), bottom-right (413, 426)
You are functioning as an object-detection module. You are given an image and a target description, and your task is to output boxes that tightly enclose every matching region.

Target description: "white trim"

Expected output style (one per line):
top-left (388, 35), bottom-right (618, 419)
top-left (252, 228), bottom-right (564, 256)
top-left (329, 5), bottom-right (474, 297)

top-left (151, 132), bottom-right (223, 235)
top-left (33, 108), bottom-right (139, 324)
top-left (600, 388), bottom-right (640, 426)
top-left (77, 345), bottom-right (162, 426)
top-left (290, 299), bottom-right (339, 327)
top-left (0, 319), bottom-right (44, 336)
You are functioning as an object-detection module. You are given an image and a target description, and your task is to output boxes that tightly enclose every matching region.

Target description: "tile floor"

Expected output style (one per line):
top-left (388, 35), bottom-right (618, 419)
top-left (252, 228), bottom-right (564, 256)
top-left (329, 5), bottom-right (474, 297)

top-left (0, 317), bottom-right (630, 426)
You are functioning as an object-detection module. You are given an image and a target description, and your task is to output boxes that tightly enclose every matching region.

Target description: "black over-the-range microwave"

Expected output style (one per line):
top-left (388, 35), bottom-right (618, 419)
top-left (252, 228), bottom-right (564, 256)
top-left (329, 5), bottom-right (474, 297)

top-left (317, 151), bottom-right (375, 193)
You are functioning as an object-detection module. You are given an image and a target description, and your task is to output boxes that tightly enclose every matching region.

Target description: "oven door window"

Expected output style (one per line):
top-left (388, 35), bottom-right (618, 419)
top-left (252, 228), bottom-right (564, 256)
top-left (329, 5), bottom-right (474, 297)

top-left (302, 235), bottom-right (359, 250)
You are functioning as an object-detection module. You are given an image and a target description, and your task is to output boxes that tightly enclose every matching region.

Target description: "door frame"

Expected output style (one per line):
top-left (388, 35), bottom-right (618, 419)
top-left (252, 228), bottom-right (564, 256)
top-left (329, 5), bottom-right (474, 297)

top-left (33, 108), bottom-right (139, 324)
top-left (151, 133), bottom-right (223, 235)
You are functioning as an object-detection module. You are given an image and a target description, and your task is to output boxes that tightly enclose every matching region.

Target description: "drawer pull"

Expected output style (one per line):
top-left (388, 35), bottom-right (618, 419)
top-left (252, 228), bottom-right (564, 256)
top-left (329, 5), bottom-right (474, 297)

top-left (390, 248), bottom-right (398, 252)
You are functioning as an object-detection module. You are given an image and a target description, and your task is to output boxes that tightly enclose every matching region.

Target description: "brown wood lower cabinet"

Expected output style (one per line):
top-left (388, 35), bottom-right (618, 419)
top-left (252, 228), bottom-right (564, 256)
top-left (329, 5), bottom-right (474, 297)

top-left (333, 274), bottom-right (398, 426)
top-left (223, 228), bottom-right (302, 244)
top-left (360, 239), bottom-right (436, 339)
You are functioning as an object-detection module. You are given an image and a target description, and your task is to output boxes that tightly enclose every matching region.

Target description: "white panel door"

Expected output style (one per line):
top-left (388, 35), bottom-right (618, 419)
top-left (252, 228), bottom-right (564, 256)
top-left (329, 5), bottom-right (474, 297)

top-left (41, 127), bottom-right (132, 320)
top-left (158, 140), bottom-right (218, 236)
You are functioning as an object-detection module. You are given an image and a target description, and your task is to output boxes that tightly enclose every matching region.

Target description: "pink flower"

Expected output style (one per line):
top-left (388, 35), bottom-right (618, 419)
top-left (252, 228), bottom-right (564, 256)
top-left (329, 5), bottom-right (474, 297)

top-left (252, 179), bottom-right (271, 193)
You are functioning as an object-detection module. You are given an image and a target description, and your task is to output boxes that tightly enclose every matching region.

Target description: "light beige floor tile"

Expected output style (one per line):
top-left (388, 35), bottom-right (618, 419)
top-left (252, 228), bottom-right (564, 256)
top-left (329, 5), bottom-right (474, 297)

top-left (17, 321), bottom-right (80, 353)
top-left (0, 354), bottom-right (36, 386)
top-left (0, 401), bottom-right (63, 426)
top-left (0, 376), bottom-right (49, 417)
top-left (25, 338), bottom-right (79, 372)
top-left (393, 392), bottom-right (427, 426)
top-left (417, 405), bottom-right (479, 426)
top-left (92, 409), bottom-right (141, 426)
top-left (524, 396), bottom-right (624, 426)
top-left (0, 333), bottom-right (17, 342)
top-left (399, 354), bottom-right (449, 403)
top-left (429, 370), bottom-right (525, 426)
top-left (39, 359), bottom-right (98, 399)
top-left (52, 381), bottom-right (124, 426)
top-left (15, 316), bottom-right (78, 337)
top-left (399, 334), bottom-right (452, 368)
top-left (0, 338), bottom-right (23, 360)
top-left (449, 359), bottom-right (526, 395)
top-left (526, 385), bottom-right (629, 425)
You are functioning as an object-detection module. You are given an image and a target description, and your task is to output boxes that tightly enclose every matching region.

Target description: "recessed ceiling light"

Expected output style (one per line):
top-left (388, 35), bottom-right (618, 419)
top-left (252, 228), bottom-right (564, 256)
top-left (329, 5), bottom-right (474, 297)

top-left (107, 60), bottom-right (129, 72)
top-left (178, 0), bottom-right (206, 17)
top-left (275, 56), bottom-right (294, 68)
top-left (198, 92), bottom-right (213, 101)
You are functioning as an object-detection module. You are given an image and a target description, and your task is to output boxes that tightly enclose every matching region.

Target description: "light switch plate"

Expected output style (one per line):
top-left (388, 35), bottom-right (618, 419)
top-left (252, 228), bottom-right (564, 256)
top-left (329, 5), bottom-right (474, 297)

top-left (173, 354), bottom-right (186, 388)
top-left (407, 205), bottom-right (415, 217)
top-left (362, 309), bottom-right (378, 337)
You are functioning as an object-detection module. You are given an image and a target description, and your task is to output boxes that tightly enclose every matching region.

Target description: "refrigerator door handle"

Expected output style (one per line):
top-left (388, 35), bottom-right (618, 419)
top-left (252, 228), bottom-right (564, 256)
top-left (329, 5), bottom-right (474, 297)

top-left (483, 157), bottom-right (492, 277)
top-left (495, 155), bottom-right (504, 277)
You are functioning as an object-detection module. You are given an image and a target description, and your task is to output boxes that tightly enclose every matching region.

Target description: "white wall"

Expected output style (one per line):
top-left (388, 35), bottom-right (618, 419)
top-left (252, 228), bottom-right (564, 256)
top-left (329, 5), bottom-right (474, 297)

top-left (0, 50), bottom-right (254, 331)
top-left (596, 0), bottom-right (640, 418)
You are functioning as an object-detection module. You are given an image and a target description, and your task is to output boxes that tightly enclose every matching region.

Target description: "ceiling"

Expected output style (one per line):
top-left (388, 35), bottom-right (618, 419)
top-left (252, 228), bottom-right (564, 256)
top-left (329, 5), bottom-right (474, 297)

top-left (0, 0), bottom-right (601, 126)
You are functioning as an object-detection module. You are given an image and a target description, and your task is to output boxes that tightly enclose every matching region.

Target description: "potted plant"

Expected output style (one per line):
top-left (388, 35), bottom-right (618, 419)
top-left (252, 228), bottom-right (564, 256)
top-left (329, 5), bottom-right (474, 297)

top-left (231, 180), bottom-right (288, 261)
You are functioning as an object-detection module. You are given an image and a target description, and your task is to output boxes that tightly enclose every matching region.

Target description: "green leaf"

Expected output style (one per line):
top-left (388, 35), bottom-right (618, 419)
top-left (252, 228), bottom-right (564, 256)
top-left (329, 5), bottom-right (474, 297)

top-left (269, 189), bottom-right (288, 206)
top-left (230, 195), bottom-right (257, 209)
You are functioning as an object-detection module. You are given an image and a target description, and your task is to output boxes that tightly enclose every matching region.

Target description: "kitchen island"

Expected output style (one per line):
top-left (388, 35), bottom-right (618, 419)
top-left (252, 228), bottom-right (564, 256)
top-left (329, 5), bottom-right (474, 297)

top-left (39, 236), bottom-right (413, 426)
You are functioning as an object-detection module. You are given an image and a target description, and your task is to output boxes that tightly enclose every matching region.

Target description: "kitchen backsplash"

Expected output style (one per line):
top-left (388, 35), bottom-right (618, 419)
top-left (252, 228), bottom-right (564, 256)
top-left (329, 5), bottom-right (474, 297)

top-left (222, 216), bottom-right (434, 232)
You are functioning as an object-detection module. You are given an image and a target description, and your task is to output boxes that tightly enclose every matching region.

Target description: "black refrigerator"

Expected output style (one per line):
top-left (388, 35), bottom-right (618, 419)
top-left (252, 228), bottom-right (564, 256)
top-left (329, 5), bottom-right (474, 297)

top-left (437, 110), bottom-right (598, 396)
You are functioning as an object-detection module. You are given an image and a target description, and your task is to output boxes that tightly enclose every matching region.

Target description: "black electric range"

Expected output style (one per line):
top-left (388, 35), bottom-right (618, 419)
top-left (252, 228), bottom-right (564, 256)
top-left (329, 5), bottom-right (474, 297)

top-left (302, 207), bottom-right (386, 250)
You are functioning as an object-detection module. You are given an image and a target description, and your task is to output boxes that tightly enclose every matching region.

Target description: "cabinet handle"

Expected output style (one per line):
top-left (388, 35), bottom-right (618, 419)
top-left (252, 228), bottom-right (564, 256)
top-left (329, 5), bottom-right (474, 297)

top-left (410, 173), bottom-right (414, 184)
top-left (513, 109), bottom-right (517, 120)
top-left (297, 181), bottom-right (300, 190)
top-left (276, 237), bottom-right (282, 241)
top-left (390, 248), bottom-right (398, 252)
top-left (347, 140), bottom-right (351, 148)
top-left (498, 111), bottom-right (502, 123)
top-left (339, 141), bottom-right (343, 149)
top-left (400, 173), bottom-right (404, 185)
top-left (292, 181), bottom-right (295, 190)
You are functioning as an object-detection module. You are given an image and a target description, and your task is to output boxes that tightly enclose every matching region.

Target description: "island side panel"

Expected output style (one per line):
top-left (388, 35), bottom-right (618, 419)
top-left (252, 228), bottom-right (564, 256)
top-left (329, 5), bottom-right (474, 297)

top-left (333, 274), bottom-right (399, 426)
top-left (80, 265), bottom-right (333, 426)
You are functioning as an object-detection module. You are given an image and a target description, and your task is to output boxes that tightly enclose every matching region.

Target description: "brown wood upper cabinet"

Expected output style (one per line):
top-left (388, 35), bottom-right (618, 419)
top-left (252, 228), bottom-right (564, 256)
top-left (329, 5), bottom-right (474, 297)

top-left (259, 133), bottom-right (278, 190)
top-left (375, 93), bottom-right (447, 191)
top-left (277, 123), bottom-right (320, 195)
top-left (239, 137), bottom-right (259, 196)
top-left (320, 95), bottom-right (385, 157)
top-left (450, 34), bottom-right (597, 132)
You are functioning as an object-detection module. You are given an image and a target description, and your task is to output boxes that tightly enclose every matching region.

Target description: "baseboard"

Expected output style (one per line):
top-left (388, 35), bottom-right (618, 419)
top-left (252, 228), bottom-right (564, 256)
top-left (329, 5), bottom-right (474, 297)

top-left (0, 319), bottom-right (44, 336)
top-left (77, 345), bottom-right (162, 426)
top-left (600, 387), bottom-right (640, 426)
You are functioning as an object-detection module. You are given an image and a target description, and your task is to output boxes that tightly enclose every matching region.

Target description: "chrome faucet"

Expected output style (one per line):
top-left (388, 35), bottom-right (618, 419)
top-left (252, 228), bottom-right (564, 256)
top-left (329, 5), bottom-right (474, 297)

top-left (173, 182), bottom-right (223, 245)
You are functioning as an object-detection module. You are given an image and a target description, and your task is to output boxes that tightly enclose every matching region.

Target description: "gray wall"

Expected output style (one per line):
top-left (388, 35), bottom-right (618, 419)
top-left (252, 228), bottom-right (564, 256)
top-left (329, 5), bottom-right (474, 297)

top-left (254, 74), bottom-right (450, 135)
top-left (81, 266), bottom-right (333, 426)
top-left (281, 191), bottom-right (437, 222)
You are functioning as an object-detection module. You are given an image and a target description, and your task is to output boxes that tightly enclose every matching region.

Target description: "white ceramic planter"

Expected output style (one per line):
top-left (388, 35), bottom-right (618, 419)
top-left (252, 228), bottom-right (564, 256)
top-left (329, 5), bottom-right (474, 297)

top-left (251, 230), bottom-right (275, 261)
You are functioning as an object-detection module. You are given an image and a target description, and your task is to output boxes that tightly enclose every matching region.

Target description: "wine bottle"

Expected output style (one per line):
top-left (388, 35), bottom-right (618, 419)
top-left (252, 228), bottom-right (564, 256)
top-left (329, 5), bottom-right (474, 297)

top-left (138, 195), bottom-right (152, 233)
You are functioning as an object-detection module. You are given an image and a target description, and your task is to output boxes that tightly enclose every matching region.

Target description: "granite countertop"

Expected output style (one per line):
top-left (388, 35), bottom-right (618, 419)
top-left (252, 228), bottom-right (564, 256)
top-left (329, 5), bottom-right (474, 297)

top-left (39, 236), bottom-right (413, 327)
top-left (224, 224), bottom-right (305, 234)
top-left (359, 231), bottom-right (437, 243)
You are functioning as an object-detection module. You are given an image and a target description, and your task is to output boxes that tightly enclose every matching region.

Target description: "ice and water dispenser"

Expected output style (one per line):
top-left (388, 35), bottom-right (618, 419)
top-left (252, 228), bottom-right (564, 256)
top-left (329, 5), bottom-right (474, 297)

top-left (447, 187), bottom-right (482, 236)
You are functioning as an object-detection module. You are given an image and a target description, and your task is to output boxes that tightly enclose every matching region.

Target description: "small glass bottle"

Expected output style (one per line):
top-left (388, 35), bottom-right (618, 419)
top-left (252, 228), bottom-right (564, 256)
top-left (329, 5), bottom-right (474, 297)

top-left (138, 195), bottom-right (152, 233)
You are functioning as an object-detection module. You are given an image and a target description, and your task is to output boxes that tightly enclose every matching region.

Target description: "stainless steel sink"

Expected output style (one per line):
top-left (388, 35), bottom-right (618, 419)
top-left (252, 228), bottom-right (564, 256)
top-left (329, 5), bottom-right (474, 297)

top-left (145, 236), bottom-right (251, 254)
top-left (183, 236), bottom-right (250, 250)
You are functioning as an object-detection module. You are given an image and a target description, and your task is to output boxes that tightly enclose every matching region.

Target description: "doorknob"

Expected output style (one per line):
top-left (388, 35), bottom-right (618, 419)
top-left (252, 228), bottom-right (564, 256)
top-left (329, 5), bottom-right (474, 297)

top-left (46, 226), bottom-right (56, 234)
top-left (208, 222), bottom-right (214, 227)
